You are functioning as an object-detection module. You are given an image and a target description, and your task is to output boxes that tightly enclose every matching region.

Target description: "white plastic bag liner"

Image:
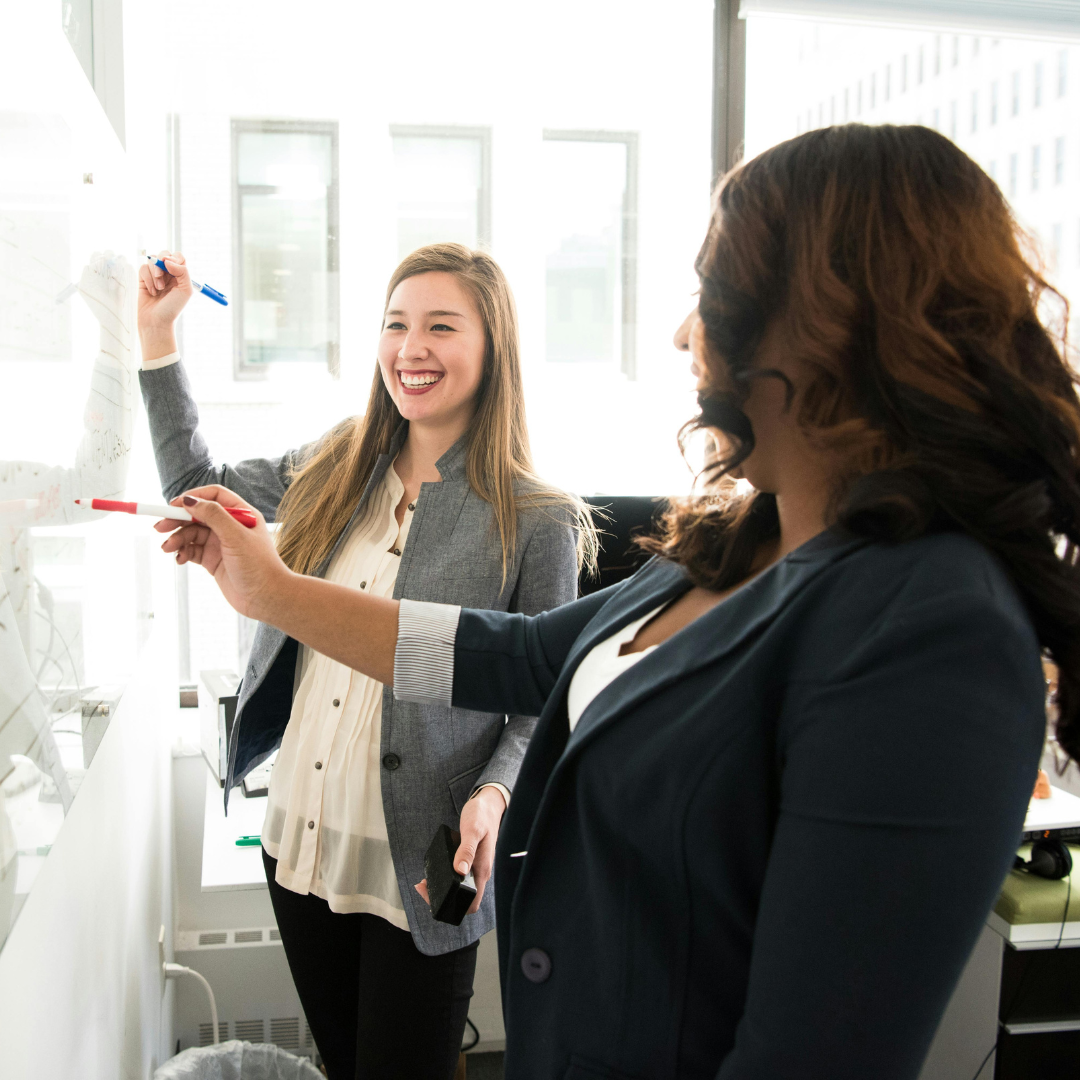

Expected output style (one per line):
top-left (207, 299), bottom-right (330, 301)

top-left (153, 1040), bottom-right (323, 1080)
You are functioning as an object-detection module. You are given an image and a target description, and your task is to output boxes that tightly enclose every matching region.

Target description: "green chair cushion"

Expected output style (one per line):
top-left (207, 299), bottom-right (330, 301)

top-left (994, 845), bottom-right (1080, 925)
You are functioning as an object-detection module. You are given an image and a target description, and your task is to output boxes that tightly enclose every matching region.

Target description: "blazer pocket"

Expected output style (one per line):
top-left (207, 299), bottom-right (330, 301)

top-left (563, 1058), bottom-right (645, 1080)
top-left (448, 760), bottom-right (490, 816)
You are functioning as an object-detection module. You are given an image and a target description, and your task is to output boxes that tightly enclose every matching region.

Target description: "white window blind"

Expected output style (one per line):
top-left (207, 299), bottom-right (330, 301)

top-left (739, 2), bottom-right (1080, 40)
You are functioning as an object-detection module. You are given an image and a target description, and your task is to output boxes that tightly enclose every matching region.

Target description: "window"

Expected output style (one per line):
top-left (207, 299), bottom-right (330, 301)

top-left (933, 106), bottom-right (940, 131)
top-left (231, 120), bottom-right (339, 377)
top-left (1052, 223), bottom-right (1063, 272)
top-left (973, 36), bottom-right (980, 58)
top-left (885, 64), bottom-right (891, 103)
top-left (989, 159), bottom-right (997, 181)
top-left (1059, 50), bottom-right (1068, 97)
top-left (541, 132), bottom-right (637, 376)
top-left (1056, 136), bottom-right (1066, 184)
top-left (830, 95), bottom-right (836, 123)
top-left (870, 72), bottom-right (876, 109)
top-left (1012, 71), bottom-right (1021, 115)
top-left (991, 80), bottom-right (999, 125)
top-left (934, 36), bottom-right (941, 76)
top-left (918, 45), bottom-right (924, 85)
top-left (1009, 152), bottom-right (1018, 198)
top-left (390, 126), bottom-right (491, 260)
top-left (971, 91), bottom-right (978, 134)
top-left (1032, 144), bottom-right (1042, 191)
top-left (1035, 61), bottom-right (1044, 107)
top-left (857, 80), bottom-right (863, 115)
top-left (901, 55), bottom-right (907, 93)
top-left (844, 87), bottom-right (850, 120)
top-left (951, 35), bottom-right (959, 67)
top-left (950, 100), bottom-right (957, 140)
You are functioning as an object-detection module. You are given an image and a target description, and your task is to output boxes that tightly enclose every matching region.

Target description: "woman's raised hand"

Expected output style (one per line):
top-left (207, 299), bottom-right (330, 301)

top-left (156, 486), bottom-right (291, 622)
top-left (138, 250), bottom-right (193, 356)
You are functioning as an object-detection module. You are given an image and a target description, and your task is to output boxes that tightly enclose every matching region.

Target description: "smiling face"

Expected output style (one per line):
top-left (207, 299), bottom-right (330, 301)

top-left (377, 271), bottom-right (487, 431)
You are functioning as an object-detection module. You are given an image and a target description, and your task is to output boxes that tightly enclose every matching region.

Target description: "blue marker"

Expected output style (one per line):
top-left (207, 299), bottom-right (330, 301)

top-left (147, 255), bottom-right (228, 306)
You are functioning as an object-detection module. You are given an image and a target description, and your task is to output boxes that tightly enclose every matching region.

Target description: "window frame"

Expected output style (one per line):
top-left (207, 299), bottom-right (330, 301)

top-left (541, 128), bottom-right (640, 380)
top-left (388, 124), bottom-right (493, 252)
top-left (230, 117), bottom-right (341, 381)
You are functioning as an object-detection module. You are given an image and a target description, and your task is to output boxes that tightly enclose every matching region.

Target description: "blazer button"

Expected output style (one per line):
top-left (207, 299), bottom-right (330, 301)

top-left (382, 753), bottom-right (401, 771)
top-left (521, 947), bottom-right (551, 983)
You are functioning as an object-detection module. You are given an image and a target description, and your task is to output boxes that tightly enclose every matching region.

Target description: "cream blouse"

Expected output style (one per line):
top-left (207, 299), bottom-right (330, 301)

top-left (261, 463), bottom-right (414, 927)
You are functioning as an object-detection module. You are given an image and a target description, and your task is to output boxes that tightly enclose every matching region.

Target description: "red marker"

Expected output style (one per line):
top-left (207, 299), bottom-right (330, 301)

top-left (74, 498), bottom-right (257, 528)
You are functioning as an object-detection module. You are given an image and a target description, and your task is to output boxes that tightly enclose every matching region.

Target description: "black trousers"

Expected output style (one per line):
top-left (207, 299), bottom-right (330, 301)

top-left (262, 848), bottom-right (478, 1080)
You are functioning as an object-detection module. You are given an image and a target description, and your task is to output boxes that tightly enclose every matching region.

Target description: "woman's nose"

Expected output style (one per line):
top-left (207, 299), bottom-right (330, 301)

top-left (398, 330), bottom-right (428, 362)
top-left (674, 309), bottom-right (698, 352)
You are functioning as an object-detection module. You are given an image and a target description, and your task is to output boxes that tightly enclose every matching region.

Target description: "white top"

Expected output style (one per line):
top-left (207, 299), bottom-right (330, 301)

top-left (261, 464), bottom-right (414, 926)
top-left (566, 604), bottom-right (666, 731)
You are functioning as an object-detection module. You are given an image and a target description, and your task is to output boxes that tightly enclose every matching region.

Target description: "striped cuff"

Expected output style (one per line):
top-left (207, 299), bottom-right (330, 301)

top-left (141, 350), bottom-right (181, 371)
top-left (393, 599), bottom-right (461, 706)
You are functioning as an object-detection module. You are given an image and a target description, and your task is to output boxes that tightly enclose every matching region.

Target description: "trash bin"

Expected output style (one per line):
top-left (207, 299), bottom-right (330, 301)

top-left (153, 1040), bottom-right (324, 1080)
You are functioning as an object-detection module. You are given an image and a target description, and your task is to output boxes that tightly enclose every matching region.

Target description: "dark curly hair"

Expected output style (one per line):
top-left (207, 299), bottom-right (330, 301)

top-left (642, 123), bottom-right (1080, 761)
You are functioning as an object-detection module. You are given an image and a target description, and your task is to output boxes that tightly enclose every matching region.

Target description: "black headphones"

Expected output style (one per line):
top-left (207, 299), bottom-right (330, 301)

top-left (1014, 837), bottom-right (1074, 880)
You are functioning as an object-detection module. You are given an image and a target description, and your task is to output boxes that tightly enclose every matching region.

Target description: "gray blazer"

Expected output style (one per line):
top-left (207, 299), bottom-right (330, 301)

top-left (139, 361), bottom-right (579, 954)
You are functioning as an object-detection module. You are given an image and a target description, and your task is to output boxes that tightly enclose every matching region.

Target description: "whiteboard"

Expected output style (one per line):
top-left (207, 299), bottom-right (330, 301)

top-left (0, 5), bottom-right (143, 954)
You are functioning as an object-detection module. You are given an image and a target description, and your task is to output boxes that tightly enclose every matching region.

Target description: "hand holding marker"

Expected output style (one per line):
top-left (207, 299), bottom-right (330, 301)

top-left (146, 255), bottom-right (227, 306)
top-left (75, 498), bottom-right (257, 528)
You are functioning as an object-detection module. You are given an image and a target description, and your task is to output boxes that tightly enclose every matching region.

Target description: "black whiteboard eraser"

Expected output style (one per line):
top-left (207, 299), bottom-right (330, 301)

top-left (424, 824), bottom-right (477, 925)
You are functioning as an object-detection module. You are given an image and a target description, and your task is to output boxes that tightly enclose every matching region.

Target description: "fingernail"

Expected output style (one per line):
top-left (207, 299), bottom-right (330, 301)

top-left (182, 496), bottom-right (197, 506)
top-left (457, 862), bottom-right (469, 874)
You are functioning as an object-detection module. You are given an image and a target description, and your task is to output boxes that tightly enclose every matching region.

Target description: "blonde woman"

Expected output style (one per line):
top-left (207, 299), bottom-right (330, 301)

top-left (137, 244), bottom-right (588, 1080)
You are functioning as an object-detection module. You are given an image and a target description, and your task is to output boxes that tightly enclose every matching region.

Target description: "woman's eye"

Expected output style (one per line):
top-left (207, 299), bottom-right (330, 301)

top-left (385, 321), bottom-right (406, 331)
top-left (431, 323), bottom-right (454, 332)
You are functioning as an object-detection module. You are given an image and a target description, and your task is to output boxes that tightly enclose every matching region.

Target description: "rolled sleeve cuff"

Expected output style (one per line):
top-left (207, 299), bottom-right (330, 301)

top-left (474, 781), bottom-right (511, 808)
top-left (141, 350), bottom-right (181, 371)
top-left (393, 598), bottom-right (461, 706)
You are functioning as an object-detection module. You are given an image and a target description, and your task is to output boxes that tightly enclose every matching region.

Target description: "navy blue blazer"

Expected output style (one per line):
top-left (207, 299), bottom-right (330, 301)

top-left (452, 530), bottom-right (1045, 1080)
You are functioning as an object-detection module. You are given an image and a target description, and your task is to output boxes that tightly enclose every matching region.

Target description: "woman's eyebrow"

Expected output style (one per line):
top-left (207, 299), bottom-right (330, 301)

top-left (384, 309), bottom-right (466, 318)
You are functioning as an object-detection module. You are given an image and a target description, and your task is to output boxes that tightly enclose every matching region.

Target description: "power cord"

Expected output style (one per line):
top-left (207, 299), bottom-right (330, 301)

top-left (967, 870), bottom-right (1073, 1080)
top-left (164, 963), bottom-right (219, 1046)
top-left (461, 1016), bottom-right (479, 1052)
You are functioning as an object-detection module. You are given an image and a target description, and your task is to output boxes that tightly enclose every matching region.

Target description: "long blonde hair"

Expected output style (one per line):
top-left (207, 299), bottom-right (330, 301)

top-left (275, 243), bottom-right (596, 580)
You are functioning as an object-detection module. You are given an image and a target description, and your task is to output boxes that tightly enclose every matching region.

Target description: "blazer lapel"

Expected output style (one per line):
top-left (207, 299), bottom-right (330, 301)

top-left (561, 532), bottom-right (866, 758)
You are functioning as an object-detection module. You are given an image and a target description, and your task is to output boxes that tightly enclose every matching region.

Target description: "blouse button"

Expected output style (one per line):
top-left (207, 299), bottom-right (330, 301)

top-left (360, 581), bottom-right (367, 589)
top-left (332, 698), bottom-right (340, 707)
top-left (315, 761), bottom-right (323, 770)
top-left (408, 503), bottom-right (416, 511)
top-left (307, 820), bottom-right (315, 830)
top-left (393, 548), bottom-right (401, 556)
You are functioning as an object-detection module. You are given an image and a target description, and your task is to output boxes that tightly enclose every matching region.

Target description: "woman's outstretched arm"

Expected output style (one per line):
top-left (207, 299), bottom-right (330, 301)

top-left (159, 486), bottom-right (612, 713)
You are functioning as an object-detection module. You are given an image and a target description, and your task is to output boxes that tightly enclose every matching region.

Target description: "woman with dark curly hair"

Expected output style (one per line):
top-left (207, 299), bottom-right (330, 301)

top-left (156, 124), bottom-right (1080, 1079)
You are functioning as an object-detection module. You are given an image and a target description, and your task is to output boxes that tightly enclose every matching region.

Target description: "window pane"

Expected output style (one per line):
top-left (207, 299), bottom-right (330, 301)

top-left (237, 131), bottom-right (332, 188)
top-left (746, 23), bottom-right (1080, 326)
top-left (392, 135), bottom-right (483, 258)
top-left (542, 139), bottom-right (627, 365)
top-left (237, 130), bottom-right (335, 366)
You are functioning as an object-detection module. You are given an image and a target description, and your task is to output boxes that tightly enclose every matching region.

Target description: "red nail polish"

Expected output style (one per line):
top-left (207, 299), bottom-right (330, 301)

top-left (182, 495), bottom-right (197, 506)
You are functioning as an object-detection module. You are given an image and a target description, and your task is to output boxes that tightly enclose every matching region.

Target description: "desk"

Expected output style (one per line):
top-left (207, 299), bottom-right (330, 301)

top-left (982, 787), bottom-right (1080, 1078)
top-left (201, 781), bottom-right (268, 892)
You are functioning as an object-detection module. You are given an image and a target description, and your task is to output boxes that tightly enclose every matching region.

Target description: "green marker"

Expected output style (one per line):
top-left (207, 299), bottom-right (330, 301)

top-left (235, 835), bottom-right (261, 847)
